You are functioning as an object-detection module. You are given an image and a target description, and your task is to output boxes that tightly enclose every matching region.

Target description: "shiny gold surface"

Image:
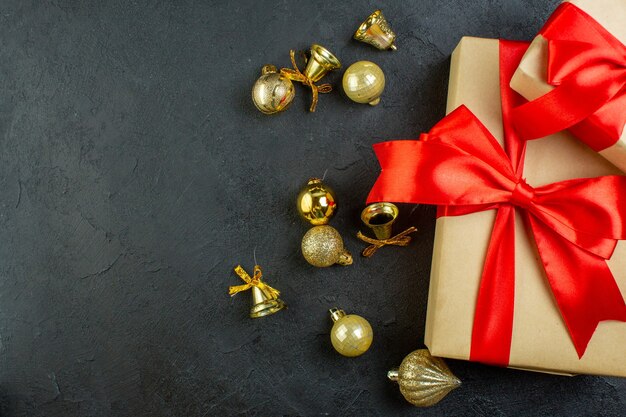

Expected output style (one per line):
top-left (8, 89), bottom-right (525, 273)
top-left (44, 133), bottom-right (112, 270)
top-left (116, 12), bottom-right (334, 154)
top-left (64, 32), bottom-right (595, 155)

top-left (388, 349), bottom-right (461, 407)
top-left (250, 286), bottom-right (285, 318)
top-left (342, 61), bottom-right (385, 106)
top-left (329, 308), bottom-right (373, 357)
top-left (297, 178), bottom-right (337, 225)
top-left (229, 265), bottom-right (285, 318)
top-left (360, 202), bottom-right (398, 239)
top-left (304, 44), bottom-right (342, 83)
top-left (353, 10), bottom-right (397, 51)
top-left (252, 65), bottom-right (295, 114)
top-left (301, 225), bottom-right (352, 267)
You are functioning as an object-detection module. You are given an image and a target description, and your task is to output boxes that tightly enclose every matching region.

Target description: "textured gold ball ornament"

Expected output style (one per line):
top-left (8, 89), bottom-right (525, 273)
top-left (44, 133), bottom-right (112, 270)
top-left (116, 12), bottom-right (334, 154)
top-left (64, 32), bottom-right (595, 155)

top-left (252, 65), bottom-right (296, 114)
top-left (296, 178), bottom-right (337, 225)
top-left (342, 61), bottom-right (385, 106)
top-left (301, 225), bottom-right (352, 267)
top-left (329, 308), bottom-right (373, 357)
top-left (388, 349), bottom-right (461, 407)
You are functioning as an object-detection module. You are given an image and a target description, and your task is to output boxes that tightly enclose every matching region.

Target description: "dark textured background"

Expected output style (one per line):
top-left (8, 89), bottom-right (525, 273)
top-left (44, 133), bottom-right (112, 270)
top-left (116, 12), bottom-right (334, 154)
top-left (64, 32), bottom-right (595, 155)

top-left (0, 0), bottom-right (624, 416)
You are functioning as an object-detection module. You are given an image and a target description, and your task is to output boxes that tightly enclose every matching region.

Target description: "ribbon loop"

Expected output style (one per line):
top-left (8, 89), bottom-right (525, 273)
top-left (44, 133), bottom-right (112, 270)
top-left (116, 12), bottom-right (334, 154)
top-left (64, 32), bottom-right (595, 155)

top-left (511, 3), bottom-right (626, 148)
top-left (228, 265), bottom-right (280, 300)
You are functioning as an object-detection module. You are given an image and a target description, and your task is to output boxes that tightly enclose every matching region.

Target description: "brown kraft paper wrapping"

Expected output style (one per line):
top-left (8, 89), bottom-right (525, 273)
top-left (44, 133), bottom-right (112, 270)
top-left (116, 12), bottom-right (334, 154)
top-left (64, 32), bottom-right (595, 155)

top-left (424, 37), bottom-right (626, 377)
top-left (509, 0), bottom-right (626, 173)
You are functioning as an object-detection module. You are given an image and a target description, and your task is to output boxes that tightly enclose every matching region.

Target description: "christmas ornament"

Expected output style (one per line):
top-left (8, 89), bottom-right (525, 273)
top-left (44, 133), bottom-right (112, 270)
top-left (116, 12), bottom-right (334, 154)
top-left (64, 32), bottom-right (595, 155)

top-left (342, 61), bottom-right (385, 106)
top-left (329, 308), bottom-right (373, 357)
top-left (360, 202), bottom-right (398, 239)
top-left (357, 227), bottom-right (417, 258)
top-left (296, 178), bottom-right (337, 225)
top-left (280, 45), bottom-right (340, 112)
top-left (353, 10), bottom-right (397, 51)
top-left (388, 349), bottom-right (461, 407)
top-left (228, 265), bottom-right (285, 318)
top-left (358, 202), bottom-right (417, 257)
top-left (251, 65), bottom-right (296, 114)
top-left (301, 225), bottom-right (352, 267)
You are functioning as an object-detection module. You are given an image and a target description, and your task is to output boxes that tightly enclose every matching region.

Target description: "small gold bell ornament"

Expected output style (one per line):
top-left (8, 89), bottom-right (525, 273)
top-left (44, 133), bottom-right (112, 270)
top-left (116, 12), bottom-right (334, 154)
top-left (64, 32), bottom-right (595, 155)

top-left (252, 65), bottom-right (296, 114)
top-left (228, 265), bottom-right (285, 318)
top-left (301, 225), bottom-right (352, 267)
top-left (296, 178), bottom-right (337, 225)
top-left (388, 349), bottom-right (461, 407)
top-left (329, 308), bottom-right (373, 357)
top-left (354, 10), bottom-right (397, 51)
top-left (342, 61), bottom-right (385, 106)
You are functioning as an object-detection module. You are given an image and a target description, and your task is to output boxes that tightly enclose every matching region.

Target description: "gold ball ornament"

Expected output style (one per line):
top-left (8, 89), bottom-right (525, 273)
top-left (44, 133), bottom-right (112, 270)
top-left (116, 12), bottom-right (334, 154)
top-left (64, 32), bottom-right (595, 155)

top-left (301, 225), bottom-right (352, 267)
top-left (342, 61), bottom-right (385, 106)
top-left (388, 349), bottom-right (461, 407)
top-left (252, 65), bottom-right (295, 114)
top-left (329, 308), bottom-right (373, 357)
top-left (296, 178), bottom-right (337, 225)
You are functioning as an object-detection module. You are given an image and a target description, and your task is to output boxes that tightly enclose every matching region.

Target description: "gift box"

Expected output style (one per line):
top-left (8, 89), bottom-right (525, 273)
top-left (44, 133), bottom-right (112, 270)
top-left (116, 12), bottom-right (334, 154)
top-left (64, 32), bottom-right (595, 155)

top-left (369, 36), bottom-right (626, 376)
top-left (509, 0), bottom-right (626, 172)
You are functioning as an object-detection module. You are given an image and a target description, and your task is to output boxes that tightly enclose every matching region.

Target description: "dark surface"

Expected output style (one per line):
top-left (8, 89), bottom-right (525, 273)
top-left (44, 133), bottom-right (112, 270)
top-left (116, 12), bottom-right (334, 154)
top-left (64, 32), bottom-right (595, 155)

top-left (0, 0), bottom-right (624, 416)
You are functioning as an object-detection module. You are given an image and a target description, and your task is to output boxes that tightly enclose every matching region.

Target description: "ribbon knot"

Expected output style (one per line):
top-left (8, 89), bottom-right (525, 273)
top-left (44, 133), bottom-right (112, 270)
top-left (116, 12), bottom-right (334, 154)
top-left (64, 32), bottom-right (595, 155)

top-left (280, 50), bottom-right (332, 112)
top-left (228, 265), bottom-right (280, 300)
top-left (510, 178), bottom-right (535, 209)
top-left (357, 227), bottom-right (418, 257)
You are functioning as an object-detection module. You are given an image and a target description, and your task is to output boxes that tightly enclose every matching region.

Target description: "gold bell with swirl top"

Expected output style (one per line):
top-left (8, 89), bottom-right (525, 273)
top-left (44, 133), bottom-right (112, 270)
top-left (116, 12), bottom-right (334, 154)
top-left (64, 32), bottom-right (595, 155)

top-left (301, 225), bottom-right (353, 267)
top-left (342, 61), bottom-right (385, 106)
top-left (296, 178), bottom-right (337, 225)
top-left (303, 44), bottom-right (342, 83)
top-left (251, 65), bottom-right (296, 115)
top-left (361, 202), bottom-right (398, 240)
top-left (388, 349), bottom-right (461, 407)
top-left (354, 10), bottom-right (397, 51)
top-left (228, 265), bottom-right (285, 318)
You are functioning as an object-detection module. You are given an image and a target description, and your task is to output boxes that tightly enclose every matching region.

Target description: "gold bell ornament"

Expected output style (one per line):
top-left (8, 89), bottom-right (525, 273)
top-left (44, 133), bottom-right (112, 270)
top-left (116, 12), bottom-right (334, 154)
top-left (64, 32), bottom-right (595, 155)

top-left (342, 61), bottom-right (385, 106)
top-left (296, 178), bottom-right (337, 225)
top-left (388, 349), bottom-right (461, 407)
top-left (228, 265), bottom-right (285, 318)
top-left (329, 308), bottom-right (373, 357)
top-left (251, 65), bottom-right (296, 114)
top-left (280, 45), bottom-right (341, 112)
top-left (353, 10), bottom-right (397, 51)
top-left (301, 225), bottom-right (352, 267)
top-left (361, 202), bottom-right (398, 239)
top-left (357, 202), bottom-right (417, 257)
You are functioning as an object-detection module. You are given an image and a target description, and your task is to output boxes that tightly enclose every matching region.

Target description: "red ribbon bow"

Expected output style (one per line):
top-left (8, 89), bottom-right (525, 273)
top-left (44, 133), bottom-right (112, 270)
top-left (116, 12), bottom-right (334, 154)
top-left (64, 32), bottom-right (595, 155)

top-left (511, 3), bottom-right (626, 150)
top-left (367, 39), bottom-right (626, 366)
top-left (368, 105), bottom-right (626, 365)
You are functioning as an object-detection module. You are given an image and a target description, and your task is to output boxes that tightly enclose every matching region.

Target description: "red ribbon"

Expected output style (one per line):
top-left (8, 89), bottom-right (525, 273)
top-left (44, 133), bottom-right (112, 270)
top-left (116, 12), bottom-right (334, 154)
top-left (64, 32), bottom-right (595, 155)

top-left (511, 3), bottom-right (626, 150)
top-left (367, 40), bottom-right (626, 366)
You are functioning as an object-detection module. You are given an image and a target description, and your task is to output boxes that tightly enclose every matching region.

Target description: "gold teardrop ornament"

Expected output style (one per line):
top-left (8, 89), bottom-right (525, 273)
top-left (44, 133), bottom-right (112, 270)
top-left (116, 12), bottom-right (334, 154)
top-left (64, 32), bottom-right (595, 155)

top-left (388, 349), bottom-right (461, 407)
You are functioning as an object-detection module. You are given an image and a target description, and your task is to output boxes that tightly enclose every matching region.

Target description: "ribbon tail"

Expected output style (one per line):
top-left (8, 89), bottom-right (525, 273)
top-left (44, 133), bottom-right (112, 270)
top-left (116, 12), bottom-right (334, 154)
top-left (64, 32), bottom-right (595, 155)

top-left (530, 217), bottom-right (626, 358)
top-left (229, 284), bottom-right (251, 296)
top-left (309, 84), bottom-right (318, 112)
top-left (470, 205), bottom-right (516, 366)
